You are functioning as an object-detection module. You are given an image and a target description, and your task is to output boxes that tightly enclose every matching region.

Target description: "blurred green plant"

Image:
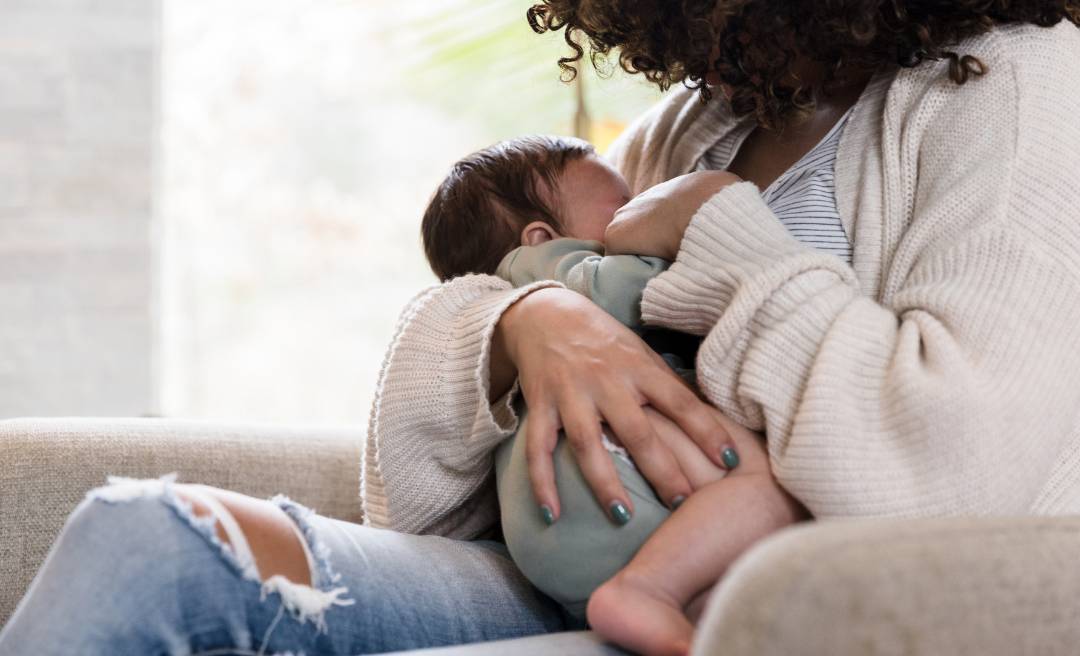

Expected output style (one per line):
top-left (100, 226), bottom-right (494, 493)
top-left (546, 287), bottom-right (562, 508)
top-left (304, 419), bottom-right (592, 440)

top-left (374, 0), bottom-right (665, 150)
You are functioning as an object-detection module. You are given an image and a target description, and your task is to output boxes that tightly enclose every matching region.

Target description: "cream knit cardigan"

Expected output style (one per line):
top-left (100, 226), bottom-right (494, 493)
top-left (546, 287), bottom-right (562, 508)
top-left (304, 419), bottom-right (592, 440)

top-left (363, 23), bottom-right (1080, 540)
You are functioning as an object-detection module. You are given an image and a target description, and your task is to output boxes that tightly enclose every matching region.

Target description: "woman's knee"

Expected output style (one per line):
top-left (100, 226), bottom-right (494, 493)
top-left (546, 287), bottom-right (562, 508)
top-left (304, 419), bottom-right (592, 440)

top-left (62, 487), bottom-right (174, 555)
top-left (174, 484), bottom-right (313, 586)
top-left (74, 477), bottom-right (314, 588)
top-left (43, 482), bottom-right (211, 595)
top-left (6, 479), bottom-right (354, 654)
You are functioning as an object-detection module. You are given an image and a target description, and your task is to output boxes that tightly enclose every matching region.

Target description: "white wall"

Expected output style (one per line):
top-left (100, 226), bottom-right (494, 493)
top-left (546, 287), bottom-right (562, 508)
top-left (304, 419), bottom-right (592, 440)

top-left (0, 0), bottom-right (157, 417)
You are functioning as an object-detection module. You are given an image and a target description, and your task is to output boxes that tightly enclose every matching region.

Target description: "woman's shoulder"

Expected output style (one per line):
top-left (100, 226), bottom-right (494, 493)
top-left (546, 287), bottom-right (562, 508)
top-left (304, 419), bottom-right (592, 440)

top-left (884, 21), bottom-right (1080, 96)
top-left (981, 22), bottom-right (1080, 128)
top-left (875, 21), bottom-right (1080, 245)
top-left (883, 21), bottom-right (1080, 142)
top-left (930, 21), bottom-right (1080, 94)
top-left (976, 20), bottom-right (1080, 65)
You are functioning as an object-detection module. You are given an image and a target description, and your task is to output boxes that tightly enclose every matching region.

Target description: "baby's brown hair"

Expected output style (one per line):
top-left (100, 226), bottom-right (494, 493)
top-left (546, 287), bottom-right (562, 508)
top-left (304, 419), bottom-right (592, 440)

top-left (422, 135), bottom-right (596, 281)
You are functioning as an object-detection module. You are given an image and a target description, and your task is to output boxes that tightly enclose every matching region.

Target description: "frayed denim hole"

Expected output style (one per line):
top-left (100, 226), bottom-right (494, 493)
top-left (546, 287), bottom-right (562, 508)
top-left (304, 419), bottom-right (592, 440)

top-left (269, 495), bottom-right (337, 588)
top-left (88, 472), bottom-right (178, 503)
top-left (160, 486), bottom-right (260, 581)
top-left (85, 474), bottom-right (261, 582)
top-left (262, 496), bottom-right (357, 633)
top-left (260, 576), bottom-right (354, 634)
top-left (88, 478), bottom-right (352, 641)
top-left (159, 484), bottom-right (262, 582)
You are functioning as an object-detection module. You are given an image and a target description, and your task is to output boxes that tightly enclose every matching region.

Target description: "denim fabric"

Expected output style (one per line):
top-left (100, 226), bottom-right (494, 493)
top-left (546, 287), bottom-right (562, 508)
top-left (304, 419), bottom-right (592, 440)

top-left (0, 479), bottom-right (580, 655)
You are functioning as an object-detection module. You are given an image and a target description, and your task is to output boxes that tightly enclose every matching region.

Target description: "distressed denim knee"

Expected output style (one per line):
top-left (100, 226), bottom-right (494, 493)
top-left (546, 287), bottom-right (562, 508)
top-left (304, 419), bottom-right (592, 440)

top-left (0, 474), bottom-right (359, 655)
top-left (1, 474), bottom-right (573, 656)
top-left (93, 475), bottom-right (355, 635)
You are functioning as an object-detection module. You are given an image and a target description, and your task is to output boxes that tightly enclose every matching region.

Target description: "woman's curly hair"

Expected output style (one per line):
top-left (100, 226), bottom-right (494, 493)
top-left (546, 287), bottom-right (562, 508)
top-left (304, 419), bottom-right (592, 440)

top-left (528, 0), bottom-right (1080, 130)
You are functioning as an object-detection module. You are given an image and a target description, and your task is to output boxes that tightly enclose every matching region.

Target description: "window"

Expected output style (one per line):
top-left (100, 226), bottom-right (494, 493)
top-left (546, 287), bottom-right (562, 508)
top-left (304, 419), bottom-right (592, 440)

top-left (161, 0), bottom-right (665, 422)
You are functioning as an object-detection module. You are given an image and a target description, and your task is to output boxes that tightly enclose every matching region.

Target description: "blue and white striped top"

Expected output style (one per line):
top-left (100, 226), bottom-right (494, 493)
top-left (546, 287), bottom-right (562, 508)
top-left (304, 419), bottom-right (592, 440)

top-left (695, 109), bottom-right (854, 264)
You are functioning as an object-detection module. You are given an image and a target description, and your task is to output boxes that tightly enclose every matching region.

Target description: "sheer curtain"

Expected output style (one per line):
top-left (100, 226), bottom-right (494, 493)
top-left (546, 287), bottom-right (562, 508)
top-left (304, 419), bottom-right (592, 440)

top-left (160, 0), bottom-right (663, 423)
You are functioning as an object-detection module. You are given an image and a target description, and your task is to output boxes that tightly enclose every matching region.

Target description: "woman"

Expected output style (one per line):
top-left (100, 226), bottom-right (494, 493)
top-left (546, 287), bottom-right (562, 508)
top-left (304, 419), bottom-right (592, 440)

top-left (3, 1), bottom-right (1080, 653)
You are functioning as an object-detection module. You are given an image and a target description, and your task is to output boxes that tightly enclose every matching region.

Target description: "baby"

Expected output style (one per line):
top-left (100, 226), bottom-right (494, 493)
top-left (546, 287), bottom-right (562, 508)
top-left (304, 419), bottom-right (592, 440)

top-left (421, 135), bottom-right (802, 656)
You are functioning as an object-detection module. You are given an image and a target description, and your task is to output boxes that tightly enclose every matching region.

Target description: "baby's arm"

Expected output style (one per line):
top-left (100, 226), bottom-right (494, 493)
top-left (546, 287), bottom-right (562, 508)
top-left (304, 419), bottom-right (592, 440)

top-left (589, 407), bottom-right (806, 656)
top-left (497, 239), bottom-right (668, 329)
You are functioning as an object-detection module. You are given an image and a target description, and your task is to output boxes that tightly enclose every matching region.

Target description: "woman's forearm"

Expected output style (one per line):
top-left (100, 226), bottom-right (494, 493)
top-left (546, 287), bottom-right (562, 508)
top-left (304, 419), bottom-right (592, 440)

top-left (488, 305), bottom-right (519, 403)
top-left (644, 181), bottom-right (1080, 520)
top-left (363, 276), bottom-right (560, 539)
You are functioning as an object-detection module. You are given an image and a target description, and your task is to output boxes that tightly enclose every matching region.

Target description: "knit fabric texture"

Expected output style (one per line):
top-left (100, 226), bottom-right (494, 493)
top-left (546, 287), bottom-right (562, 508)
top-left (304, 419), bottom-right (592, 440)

top-left (363, 23), bottom-right (1080, 537)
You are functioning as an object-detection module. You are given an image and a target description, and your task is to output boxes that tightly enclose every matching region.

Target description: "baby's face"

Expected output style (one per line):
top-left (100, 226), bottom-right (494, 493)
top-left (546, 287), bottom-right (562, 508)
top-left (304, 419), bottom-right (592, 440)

top-left (555, 154), bottom-right (632, 243)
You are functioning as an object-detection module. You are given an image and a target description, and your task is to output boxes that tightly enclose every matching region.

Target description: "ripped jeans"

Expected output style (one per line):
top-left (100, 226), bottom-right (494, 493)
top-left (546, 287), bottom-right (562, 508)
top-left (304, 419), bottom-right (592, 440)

top-left (0, 476), bottom-right (581, 655)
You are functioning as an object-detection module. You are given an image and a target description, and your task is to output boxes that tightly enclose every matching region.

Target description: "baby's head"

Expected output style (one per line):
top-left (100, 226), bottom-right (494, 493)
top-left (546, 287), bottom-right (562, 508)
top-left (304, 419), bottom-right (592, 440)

top-left (422, 135), bottom-right (631, 281)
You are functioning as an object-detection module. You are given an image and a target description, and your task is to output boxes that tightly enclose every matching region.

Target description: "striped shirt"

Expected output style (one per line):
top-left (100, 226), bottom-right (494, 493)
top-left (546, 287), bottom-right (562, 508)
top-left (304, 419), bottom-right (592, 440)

top-left (695, 109), bottom-right (854, 264)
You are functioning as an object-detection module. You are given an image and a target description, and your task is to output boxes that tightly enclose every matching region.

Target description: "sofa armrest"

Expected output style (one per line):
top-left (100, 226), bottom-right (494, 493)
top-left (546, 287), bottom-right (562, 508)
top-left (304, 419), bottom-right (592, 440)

top-left (693, 516), bottom-right (1080, 656)
top-left (0, 417), bottom-right (364, 623)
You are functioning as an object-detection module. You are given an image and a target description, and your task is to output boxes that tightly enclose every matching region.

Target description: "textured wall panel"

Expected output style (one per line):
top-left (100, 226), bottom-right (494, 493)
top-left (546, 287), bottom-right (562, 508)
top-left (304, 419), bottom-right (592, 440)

top-left (0, 0), bottom-right (157, 417)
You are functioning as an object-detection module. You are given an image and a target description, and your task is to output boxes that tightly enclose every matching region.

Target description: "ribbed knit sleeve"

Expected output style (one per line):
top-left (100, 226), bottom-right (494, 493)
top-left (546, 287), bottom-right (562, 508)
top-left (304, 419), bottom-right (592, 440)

top-left (641, 26), bottom-right (1080, 519)
top-left (362, 274), bottom-right (563, 539)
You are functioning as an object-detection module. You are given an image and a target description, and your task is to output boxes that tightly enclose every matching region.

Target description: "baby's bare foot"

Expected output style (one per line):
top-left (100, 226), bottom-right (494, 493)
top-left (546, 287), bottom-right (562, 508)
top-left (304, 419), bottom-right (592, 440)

top-left (587, 570), bottom-right (694, 656)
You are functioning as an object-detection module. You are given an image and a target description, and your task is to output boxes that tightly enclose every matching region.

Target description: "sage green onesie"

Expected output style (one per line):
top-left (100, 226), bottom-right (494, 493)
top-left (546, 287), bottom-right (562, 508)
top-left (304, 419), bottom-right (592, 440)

top-left (494, 238), bottom-right (697, 619)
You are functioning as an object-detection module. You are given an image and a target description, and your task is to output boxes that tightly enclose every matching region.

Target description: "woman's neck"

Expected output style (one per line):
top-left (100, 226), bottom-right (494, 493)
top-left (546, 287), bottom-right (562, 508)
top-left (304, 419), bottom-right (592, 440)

top-left (725, 65), bottom-right (872, 190)
top-left (785, 65), bottom-right (873, 139)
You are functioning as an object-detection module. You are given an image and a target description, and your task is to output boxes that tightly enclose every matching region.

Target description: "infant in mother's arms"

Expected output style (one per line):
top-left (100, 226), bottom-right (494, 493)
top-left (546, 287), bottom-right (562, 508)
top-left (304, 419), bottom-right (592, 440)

top-left (420, 135), bottom-right (802, 656)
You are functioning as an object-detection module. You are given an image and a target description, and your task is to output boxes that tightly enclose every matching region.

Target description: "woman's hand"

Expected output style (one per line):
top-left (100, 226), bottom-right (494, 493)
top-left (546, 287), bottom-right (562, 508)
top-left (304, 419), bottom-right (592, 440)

top-left (604, 171), bottom-right (743, 260)
top-left (491, 287), bottom-right (740, 523)
top-left (638, 405), bottom-right (761, 492)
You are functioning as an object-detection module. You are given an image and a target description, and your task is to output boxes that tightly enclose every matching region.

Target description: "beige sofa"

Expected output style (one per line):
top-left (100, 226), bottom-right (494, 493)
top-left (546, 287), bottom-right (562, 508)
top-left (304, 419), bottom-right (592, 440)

top-left (3, 417), bottom-right (1080, 655)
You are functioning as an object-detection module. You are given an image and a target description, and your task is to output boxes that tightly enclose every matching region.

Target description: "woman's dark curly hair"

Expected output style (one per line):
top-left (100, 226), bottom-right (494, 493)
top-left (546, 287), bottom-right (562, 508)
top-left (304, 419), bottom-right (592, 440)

top-left (528, 0), bottom-right (1080, 130)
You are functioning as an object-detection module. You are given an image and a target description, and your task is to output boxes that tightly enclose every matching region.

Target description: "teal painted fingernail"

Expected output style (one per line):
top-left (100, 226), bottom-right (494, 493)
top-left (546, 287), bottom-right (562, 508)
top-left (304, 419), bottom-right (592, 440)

top-left (539, 505), bottom-right (555, 526)
top-left (671, 495), bottom-right (687, 510)
top-left (722, 447), bottom-right (740, 469)
top-left (609, 502), bottom-right (632, 525)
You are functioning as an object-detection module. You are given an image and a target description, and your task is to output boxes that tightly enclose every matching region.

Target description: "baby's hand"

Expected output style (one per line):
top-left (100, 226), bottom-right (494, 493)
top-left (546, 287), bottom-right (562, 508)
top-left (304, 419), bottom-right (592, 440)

top-left (637, 404), bottom-right (768, 491)
top-left (635, 406), bottom-right (727, 491)
top-left (604, 171), bottom-right (742, 260)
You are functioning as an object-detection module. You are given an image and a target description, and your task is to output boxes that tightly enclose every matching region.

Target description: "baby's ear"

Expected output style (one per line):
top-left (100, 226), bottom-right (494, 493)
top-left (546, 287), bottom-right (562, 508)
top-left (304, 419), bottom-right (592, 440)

top-left (521, 221), bottom-right (560, 247)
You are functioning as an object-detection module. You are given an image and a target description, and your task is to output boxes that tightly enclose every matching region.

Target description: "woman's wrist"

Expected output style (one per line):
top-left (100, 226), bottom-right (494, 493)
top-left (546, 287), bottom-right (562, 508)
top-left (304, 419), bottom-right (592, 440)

top-left (489, 287), bottom-right (562, 402)
top-left (488, 315), bottom-right (518, 403)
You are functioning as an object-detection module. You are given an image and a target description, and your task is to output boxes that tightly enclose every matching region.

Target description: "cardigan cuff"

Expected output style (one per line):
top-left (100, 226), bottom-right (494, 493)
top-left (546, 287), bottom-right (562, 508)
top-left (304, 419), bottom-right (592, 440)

top-left (641, 181), bottom-right (858, 335)
top-left (362, 275), bottom-right (562, 537)
top-left (471, 280), bottom-right (562, 437)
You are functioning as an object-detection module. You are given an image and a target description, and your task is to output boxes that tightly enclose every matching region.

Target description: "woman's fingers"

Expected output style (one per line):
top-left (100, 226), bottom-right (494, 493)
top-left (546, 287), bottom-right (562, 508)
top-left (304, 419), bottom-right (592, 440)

top-left (644, 370), bottom-right (740, 471)
top-left (560, 399), bottom-right (636, 524)
top-left (525, 392), bottom-right (640, 525)
top-left (502, 288), bottom-right (741, 525)
top-left (524, 402), bottom-right (564, 524)
top-left (600, 395), bottom-right (693, 509)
